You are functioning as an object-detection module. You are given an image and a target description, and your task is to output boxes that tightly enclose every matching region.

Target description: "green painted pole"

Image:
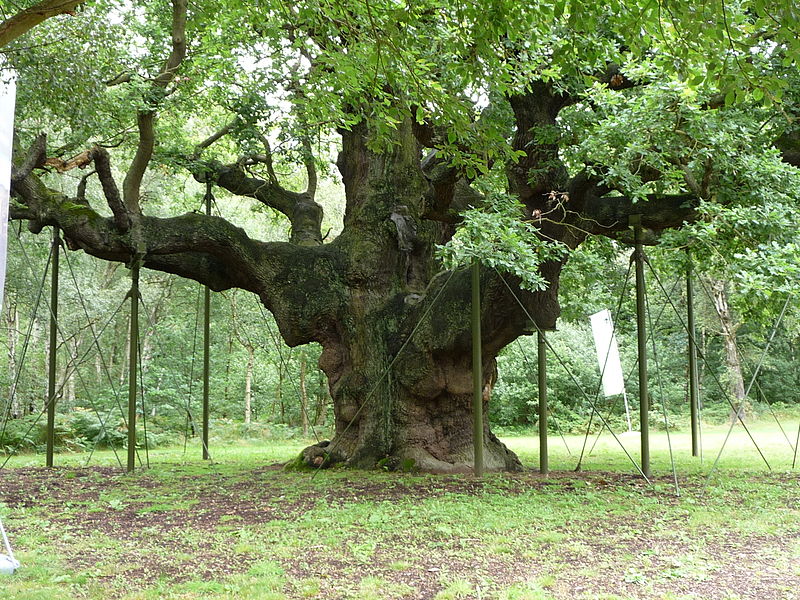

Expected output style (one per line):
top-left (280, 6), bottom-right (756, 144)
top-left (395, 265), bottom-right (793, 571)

top-left (202, 185), bottom-right (212, 460)
top-left (45, 227), bottom-right (60, 467)
top-left (632, 216), bottom-right (651, 478)
top-left (127, 260), bottom-right (140, 473)
top-left (686, 253), bottom-right (700, 458)
top-left (538, 330), bottom-right (548, 475)
top-left (202, 285), bottom-right (210, 460)
top-left (471, 261), bottom-right (484, 477)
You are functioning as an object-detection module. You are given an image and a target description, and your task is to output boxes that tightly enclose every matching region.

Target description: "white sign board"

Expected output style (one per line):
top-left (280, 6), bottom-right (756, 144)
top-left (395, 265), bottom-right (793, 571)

top-left (0, 66), bottom-right (16, 314)
top-left (589, 309), bottom-right (626, 397)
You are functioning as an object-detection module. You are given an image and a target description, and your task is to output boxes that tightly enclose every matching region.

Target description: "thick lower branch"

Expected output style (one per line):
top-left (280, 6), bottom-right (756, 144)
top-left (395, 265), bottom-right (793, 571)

top-left (16, 193), bottom-right (269, 292)
top-left (577, 192), bottom-right (698, 237)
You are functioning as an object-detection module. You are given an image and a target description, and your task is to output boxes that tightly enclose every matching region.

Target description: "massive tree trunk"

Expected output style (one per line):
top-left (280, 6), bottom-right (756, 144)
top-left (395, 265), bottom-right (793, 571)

top-left (286, 119), bottom-right (543, 472)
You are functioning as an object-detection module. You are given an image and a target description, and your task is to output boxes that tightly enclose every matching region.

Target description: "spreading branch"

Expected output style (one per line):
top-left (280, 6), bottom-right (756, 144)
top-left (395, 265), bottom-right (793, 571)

top-left (105, 72), bottom-right (132, 86)
top-left (122, 0), bottom-right (187, 213)
top-left (411, 102), bottom-right (502, 221)
top-left (419, 151), bottom-right (485, 223)
top-left (199, 160), bottom-right (324, 246)
top-left (11, 153), bottom-right (344, 352)
top-left (192, 121), bottom-right (235, 159)
top-left (255, 135), bottom-right (280, 185)
top-left (507, 84), bottom-right (571, 208)
top-left (0, 0), bottom-right (86, 47)
top-left (190, 113), bottom-right (323, 246)
top-left (577, 191), bottom-right (698, 238)
top-left (301, 137), bottom-right (317, 196)
top-left (88, 147), bottom-right (129, 231)
top-left (76, 169), bottom-right (95, 202)
top-left (10, 132), bottom-right (46, 182)
top-left (42, 150), bottom-right (91, 172)
top-left (14, 135), bottom-right (132, 232)
top-left (10, 164), bottom-right (310, 293)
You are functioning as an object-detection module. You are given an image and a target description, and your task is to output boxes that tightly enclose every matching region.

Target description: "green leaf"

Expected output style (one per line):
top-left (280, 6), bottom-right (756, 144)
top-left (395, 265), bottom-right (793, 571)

top-left (724, 89), bottom-right (736, 106)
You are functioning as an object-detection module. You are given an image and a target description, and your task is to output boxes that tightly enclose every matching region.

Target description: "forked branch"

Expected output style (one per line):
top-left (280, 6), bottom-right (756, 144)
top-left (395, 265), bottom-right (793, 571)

top-left (88, 147), bottom-right (129, 231)
top-left (122, 0), bottom-right (188, 213)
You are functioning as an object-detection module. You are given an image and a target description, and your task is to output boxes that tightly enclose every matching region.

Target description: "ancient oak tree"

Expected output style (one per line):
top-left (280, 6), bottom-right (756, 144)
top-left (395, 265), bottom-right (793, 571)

top-left (7, 0), bottom-right (800, 470)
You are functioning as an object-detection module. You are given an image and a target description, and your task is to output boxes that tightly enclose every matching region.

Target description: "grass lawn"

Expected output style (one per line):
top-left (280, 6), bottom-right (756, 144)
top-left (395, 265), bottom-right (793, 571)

top-left (0, 423), bottom-right (798, 600)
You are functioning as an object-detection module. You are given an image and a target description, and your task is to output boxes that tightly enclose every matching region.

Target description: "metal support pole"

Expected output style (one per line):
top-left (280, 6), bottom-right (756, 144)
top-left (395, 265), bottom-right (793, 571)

top-left (538, 330), bottom-right (548, 475)
top-left (202, 184), bottom-right (212, 460)
top-left (127, 260), bottom-right (140, 473)
top-left (46, 227), bottom-right (60, 467)
top-left (471, 261), bottom-right (484, 477)
top-left (686, 253), bottom-right (700, 457)
top-left (631, 216), bottom-right (651, 478)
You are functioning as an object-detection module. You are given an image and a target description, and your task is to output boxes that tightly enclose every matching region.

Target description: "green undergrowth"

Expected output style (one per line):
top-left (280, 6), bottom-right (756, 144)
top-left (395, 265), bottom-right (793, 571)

top-left (0, 424), bottom-right (798, 599)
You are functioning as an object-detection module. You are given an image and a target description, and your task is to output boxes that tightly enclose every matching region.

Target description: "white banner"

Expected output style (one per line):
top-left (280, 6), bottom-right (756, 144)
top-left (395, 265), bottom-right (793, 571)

top-left (589, 309), bottom-right (626, 397)
top-left (0, 66), bottom-right (16, 314)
